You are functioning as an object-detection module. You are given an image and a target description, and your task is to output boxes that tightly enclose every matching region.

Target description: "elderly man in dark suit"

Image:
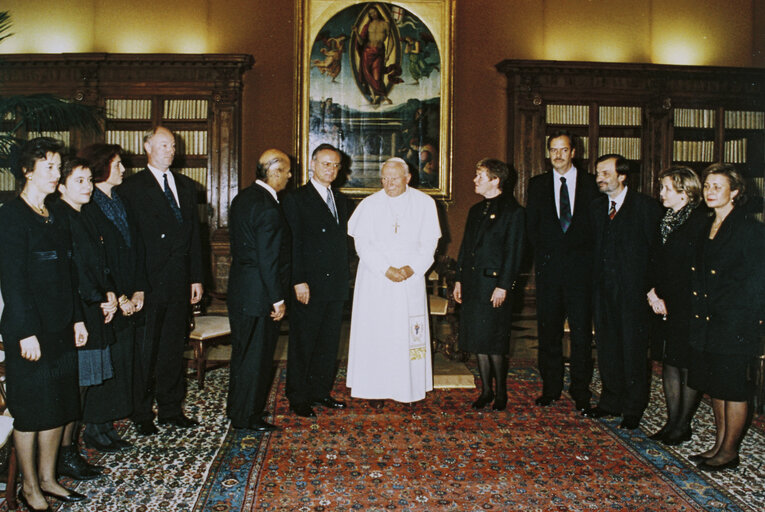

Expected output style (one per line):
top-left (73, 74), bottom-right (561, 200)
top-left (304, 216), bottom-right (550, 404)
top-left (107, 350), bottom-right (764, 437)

top-left (226, 149), bottom-right (292, 432)
top-left (282, 144), bottom-right (351, 418)
top-left (118, 126), bottom-right (203, 435)
top-left (584, 154), bottom-right (662, 430)
top-left (526, 130), bottom-right (599, 412)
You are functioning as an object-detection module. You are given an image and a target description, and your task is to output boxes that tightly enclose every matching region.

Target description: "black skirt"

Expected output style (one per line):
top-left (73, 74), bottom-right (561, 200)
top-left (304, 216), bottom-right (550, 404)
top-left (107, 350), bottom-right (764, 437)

top-left (82, 325), bottom-right (135, 423)
top-left (688, 348), bottom-right (755, 402)
top-left (4, 328), bottom-right (80, 432)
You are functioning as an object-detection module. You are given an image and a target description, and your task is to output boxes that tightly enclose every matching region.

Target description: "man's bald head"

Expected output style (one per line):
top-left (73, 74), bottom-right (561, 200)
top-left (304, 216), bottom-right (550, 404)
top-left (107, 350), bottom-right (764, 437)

top-left (257, 149), bottom-right (292, 192)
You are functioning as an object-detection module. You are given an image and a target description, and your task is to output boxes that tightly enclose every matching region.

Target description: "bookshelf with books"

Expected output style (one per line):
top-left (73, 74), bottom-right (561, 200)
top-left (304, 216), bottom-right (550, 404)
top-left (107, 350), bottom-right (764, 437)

top-left (496, 60), bottom-right (765, 216)
top-left (0, 54), bottom-right (254, 293)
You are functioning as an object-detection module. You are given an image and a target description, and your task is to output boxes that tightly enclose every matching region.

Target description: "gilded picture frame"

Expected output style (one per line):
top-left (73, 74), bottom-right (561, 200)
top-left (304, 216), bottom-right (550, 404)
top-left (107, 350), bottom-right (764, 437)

top-left (297, 0), bottom-right (454, 199)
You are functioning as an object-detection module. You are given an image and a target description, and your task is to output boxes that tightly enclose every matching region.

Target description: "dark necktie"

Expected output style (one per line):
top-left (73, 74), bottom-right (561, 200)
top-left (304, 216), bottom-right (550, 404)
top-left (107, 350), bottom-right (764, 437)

top-left (608, 200), bottom-right (617, 220)
top-left (559, 176), bottom-right (572, 232)
top-left (163, 173), bottom-right (183, 224)
top-left (326, 188), bottom-right (338, 222)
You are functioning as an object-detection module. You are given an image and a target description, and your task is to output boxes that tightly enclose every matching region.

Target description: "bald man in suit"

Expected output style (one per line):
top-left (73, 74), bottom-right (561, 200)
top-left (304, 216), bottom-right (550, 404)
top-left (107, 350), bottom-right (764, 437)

top-left (226, 149), bottom-right (292, 432)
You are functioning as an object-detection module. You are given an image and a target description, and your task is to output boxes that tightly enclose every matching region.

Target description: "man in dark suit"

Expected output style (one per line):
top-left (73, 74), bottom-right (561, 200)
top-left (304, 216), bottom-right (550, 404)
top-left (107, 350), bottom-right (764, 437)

top-left (226, 149), bottom-right (292, 432)
top-left (584, 154), bottom-right (662, 429)
top-left (118, 126), bottom-right (203, 435)
top-left (282, 144), bottom-right (351, 418)
top-left (526, 130), bottom-right (599, 412)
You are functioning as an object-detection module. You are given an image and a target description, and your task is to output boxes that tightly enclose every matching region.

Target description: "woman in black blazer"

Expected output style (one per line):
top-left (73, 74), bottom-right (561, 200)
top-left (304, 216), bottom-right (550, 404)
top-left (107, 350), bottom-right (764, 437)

top-left (688, 163), bottom-right (765, 471)
top-left (454, 159), bottom-right (524, 411)
top-left (0, 138), bottom-right (87, 510)
top-left (646, 166), bottom-right (707, 445)
top-left (78, 143), bottom-right (145, 452)
top-left (54, 158), bottom-right (119, 480)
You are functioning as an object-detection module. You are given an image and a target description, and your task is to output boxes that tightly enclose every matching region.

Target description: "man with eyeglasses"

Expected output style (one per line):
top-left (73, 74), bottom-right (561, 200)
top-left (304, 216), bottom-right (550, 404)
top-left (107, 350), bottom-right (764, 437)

top-left (526, 130), bottom-right (599, 413)
top-left (282, 144), bottom-right (353, 418)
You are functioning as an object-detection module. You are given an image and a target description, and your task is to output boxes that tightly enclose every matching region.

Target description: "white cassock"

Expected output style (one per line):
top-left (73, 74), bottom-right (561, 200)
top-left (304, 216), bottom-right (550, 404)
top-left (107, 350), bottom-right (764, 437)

top-left (346, 186), bottom-right (441, 402)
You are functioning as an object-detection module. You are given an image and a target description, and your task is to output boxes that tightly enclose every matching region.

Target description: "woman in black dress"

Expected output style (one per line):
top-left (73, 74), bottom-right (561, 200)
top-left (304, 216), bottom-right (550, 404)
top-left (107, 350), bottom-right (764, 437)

top-left (77, 143), bottom-right (143, 451)
top-left (0, 138), bottom-right (87, 510)
top-left (454, 159), bottom-right (525, 411)
top-left (54, 158), bottom-right (118, 480)
top-left (646, 166), bottom-right (707, 445)
top-left (688, 163), bottom-right (765, 471)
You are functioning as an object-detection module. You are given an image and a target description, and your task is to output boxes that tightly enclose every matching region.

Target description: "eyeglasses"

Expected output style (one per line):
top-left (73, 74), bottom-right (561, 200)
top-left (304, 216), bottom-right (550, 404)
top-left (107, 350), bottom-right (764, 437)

top-left (317, 161), bottom-right (341, 170)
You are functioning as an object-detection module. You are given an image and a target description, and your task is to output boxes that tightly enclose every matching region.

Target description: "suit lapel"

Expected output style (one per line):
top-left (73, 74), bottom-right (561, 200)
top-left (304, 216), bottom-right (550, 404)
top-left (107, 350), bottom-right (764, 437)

top-left (306, 183), bottom-right (340, 224)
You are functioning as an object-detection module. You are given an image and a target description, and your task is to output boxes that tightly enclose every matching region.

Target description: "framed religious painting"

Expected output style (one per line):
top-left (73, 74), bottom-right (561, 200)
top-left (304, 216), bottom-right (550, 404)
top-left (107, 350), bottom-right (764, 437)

top-left (297, 0), bottom-right (455, 198)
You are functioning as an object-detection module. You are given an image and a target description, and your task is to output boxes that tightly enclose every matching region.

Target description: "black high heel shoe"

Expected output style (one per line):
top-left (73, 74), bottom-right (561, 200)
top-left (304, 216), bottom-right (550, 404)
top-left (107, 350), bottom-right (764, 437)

top-left (648, 425), bottom-right (668, 441)
top-left (471, 392), bottom-right (494, 410)
top-left (18, 492), bottom-right (53, 512)
top-left (42, 487), bottom-right (87, 503)
top-left (492, 396), bottom-right (507, 411)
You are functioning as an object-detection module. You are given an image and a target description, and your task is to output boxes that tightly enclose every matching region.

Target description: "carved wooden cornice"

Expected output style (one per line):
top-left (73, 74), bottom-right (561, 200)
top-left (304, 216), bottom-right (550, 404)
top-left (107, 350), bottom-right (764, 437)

top-left (496, 59), bottom-right (765, 109)
top-left (0, 53), bottom-right (254, 97)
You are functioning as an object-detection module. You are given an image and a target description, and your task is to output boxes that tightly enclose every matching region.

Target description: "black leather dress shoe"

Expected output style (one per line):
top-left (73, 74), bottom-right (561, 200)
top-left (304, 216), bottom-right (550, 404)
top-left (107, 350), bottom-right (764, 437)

top-left (42, 487), bottom-right (87, 503)
top-left (534, 395), bottom-right (558, 406)
top-left (290, 403), bottom-right (317, 418)
top-left (648, 426), bottom-right (668, 441)
top-left (581, 407), bottom-right (619, 419)
top-left (619, 415), bottom-right (641, 430)
top-left (698, 456), bottom-right (740, 472)
top-left (312, 397), bottom-right (347, 409)
top-left (56, 446), bottom-right (103, 481)
top-left (82, 433), bottom-right (121, 453)
top-left (134, 420), bottom-right (159, 436)
top-left (233, 420), bottom-right (279, 433)
top-left (574, 399), bottom-right (590, 412)
top-left (159, 414), bottom-right (199, 428)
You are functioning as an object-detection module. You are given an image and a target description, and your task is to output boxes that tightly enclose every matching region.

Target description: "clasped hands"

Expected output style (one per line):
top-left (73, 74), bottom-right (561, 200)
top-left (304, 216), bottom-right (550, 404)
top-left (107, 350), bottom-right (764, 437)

top-left (385, 265), bottom-right (414, 283)
top-left (101, 290), bottom-right (145, 323)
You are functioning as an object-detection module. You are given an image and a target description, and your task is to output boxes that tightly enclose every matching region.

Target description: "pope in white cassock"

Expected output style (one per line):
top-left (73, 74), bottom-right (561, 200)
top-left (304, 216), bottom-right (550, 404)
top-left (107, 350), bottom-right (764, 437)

top-left (346, 158), bottom-right (441, 404)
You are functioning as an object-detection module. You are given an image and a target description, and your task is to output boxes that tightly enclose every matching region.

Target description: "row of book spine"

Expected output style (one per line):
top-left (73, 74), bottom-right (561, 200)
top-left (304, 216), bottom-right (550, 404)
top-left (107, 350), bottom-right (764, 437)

top-left (546, 104), bottom-right (589, 125)
top-left (674, 108), bottom-right (715, 128)
top-left (598, 106), bottom-right (642, 126)
top-left (28, 131), bottom-right (70, 146)
top-left (598, 137), bottom-right (641, 160)
top-left (163, 99), bottom-right (209, 120)
top-left (105, 99), bottom-right (152, 120)
top-left (0, 170), bottom-right (15, 191)
top-left (723, 139), bottom-right (748, 163)
top-left (105, 130), bottom-right (145, 154)
top-left (178, 167), bottom-right (207, 186)
top-left (673, 140), bottom-right (715, 162)
top-left (724, 111), bottom-right (765, 129)
top-left (175, 131), bottom-right (208, 155)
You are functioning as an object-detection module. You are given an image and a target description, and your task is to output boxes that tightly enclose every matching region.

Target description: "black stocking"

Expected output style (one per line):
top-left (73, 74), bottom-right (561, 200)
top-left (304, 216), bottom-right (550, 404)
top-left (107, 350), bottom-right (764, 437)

top-left (661, 364), bottom-right (682, 433)
top-left (476, 354), bottom-right (494, 399)
top-left (670, 367), bottom-right (700, 435)
top-left (490, 354), bottom-right (508, 407)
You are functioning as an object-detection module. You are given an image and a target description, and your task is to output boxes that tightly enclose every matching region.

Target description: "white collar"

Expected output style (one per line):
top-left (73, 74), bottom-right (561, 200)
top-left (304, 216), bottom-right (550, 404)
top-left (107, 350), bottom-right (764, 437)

top-left (255, 180), bottom-right (279, 202)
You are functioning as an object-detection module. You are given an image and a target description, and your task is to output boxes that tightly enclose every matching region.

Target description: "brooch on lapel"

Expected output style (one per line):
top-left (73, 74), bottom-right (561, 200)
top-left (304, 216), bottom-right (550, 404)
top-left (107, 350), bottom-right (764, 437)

top-left (490, 214), bottom-right (496, 219)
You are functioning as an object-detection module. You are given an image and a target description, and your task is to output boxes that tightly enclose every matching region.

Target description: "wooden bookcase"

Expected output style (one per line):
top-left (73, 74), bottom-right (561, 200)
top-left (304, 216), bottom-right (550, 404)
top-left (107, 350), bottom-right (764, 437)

top-left (495, 60), bottom-right (765, 221)
top-left (0, 53), bottom-right (254, 293)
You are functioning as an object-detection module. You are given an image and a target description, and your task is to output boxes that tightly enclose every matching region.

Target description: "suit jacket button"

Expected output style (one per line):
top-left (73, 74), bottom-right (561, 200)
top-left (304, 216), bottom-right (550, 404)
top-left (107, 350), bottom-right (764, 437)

top-left (693, 291), bottom-right (698, 296)
top-left (322, 228), bottom-right (326, 232)
top-left (161, 234), bottom-right (166, 238)
top-left (710, 269), bottom-right (716, 275)
top-left (705, 316), bottom-right (710, 321)
top-left (691, 266), bottom-right (696, 271)
top-left (694, 314), bottom-right (700, 319)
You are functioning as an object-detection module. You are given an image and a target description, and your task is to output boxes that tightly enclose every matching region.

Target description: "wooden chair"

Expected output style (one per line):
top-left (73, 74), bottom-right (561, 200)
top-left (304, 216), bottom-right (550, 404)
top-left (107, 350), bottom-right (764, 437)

top-left (0, 342), bottom-right (18, 511)
top-left (184, 315), bottom-right (232, 389)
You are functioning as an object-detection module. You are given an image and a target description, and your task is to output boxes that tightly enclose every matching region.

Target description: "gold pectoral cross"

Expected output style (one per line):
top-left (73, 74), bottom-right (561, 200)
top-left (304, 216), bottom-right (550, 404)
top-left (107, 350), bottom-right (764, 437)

top-left (393, 220), bottom-right (400, 233)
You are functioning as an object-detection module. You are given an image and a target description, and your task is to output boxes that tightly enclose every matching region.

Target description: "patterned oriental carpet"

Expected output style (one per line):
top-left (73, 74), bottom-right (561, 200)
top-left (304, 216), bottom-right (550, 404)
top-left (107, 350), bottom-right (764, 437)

top-left (1, 361), bottom-right (763, 511)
